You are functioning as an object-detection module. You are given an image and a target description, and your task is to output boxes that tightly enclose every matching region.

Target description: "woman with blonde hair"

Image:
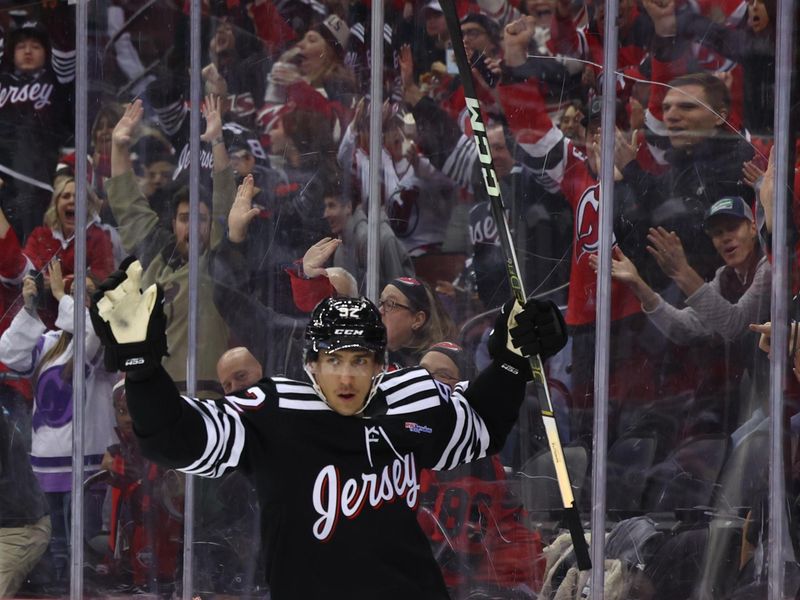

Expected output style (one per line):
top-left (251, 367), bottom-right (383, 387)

top-left (20, 173), bottom-right (116, 326)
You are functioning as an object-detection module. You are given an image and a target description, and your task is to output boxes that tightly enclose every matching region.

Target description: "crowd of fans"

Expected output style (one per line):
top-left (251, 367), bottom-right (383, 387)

top-left (0, 0), bottom-right (796, 597)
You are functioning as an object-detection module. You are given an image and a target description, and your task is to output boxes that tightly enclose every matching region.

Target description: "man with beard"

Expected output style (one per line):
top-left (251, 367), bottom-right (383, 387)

top-left (107, 99), bottom-right (234, 396)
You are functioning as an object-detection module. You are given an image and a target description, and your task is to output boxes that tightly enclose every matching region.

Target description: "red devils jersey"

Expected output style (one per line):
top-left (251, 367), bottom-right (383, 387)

top-left (418, 455), bottom-right (545, 594)
top-left (498, 82), bottom-right (642, 326)
top-left (127, 364), bottom-right (527, 600)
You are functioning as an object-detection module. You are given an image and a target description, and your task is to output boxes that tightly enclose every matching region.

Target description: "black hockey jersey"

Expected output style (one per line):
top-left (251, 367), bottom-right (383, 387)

top-left (126, 362), bottom-right (527, 599)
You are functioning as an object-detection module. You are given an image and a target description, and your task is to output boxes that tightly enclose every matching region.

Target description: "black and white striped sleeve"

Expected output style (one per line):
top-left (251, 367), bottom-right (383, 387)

top-left (126, 365), bottom-right (250, 477)
top-left (176, 396), bottom-right (247, 478)
top-left (380, 369), bottom-right (492, 471)
top-left (430, 391), bottom-right (492, 471)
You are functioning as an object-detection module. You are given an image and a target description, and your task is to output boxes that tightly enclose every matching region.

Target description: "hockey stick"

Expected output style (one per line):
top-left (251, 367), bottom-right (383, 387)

top-left (440, 1), bottom-right (591, 571)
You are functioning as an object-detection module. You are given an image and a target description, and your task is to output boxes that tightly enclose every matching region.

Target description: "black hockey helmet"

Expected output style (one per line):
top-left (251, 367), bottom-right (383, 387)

top-left (304, 297), bottom-right (386, 359)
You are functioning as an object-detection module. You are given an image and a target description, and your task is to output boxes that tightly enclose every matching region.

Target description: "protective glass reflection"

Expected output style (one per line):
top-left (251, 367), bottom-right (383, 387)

top-left (0, 0), bottom-right (791, 598)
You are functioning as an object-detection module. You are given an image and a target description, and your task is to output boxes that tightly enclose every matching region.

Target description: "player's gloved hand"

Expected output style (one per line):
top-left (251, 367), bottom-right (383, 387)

top-left (488, 298), bottom-right (567, 379)
top-left (90, 256), bottom-right (168, 373)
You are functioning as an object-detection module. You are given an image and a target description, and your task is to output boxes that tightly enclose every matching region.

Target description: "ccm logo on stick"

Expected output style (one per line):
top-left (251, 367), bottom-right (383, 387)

top-left (465, 97), bottom-right (500, 198)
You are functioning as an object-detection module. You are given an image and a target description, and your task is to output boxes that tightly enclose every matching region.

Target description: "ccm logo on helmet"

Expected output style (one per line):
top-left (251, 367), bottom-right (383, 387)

top-left (333, 328), bottom-right (365, 336)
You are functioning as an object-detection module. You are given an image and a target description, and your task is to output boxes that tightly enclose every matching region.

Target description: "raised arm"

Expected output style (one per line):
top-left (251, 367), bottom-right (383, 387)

top-left (108, 101), bottom-right (171, 262)
top-left (89, 258), bottom-right (249, 473)
top-left (200, 94), bottom-right (230, 174)
top-left (110, 100), bottom-right (141, 178)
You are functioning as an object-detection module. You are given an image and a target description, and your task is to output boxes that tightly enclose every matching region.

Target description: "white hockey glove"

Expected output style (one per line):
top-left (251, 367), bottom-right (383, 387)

top-left (89, 257), bottom-right (168, 372)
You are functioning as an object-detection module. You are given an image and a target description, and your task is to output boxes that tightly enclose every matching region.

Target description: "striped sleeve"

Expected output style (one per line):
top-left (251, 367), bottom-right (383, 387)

top-left (441, 134), bottom-right (478, 190)
top-left (431, 392), bottom-right (491, 471)
top-left (51, 47), bottom-right (76, 85)
top-left (154, 99), bottom-right (187, 138)
top-left (176, 396), bottom-right (246, 478)
top-left (380, 368), bottom-right (491, 471)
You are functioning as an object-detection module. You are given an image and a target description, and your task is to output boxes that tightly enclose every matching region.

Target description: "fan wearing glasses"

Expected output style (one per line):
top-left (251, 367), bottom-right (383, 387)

top-left (377, 277), bottom-right (458, 368)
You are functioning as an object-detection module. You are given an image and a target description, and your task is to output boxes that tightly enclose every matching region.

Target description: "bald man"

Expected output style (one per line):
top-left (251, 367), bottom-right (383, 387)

top-left (216, 347), bottom-right (264, 395)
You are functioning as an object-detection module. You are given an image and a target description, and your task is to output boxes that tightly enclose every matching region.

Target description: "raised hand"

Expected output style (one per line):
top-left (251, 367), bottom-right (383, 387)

top-left (303, 238), bottom-right (342, 278)
top-left (112, 99), bottom-right (143, 148)
top-left (589, 246), bottom-right (642, 286)
top-left (503, 16), bottom-right (535, 67)
top-left (759, 146), bottom-right (775, 232)
top-left (399, 45), bottom-right (423, 107)
top-left (742, 159), bottom-right (765, 189)
top-left (487, 298), bottom-right (567, 379)
top-left (646, 227), bottom-right (690, 278)
top-left (227, 175), bottom-right (260, 243)
top-left (399, 44), bottom-right (414, 89)
top-left (49, 258), bottom-right (65, 302)
top-left (201, 94), bottom-right (223, 143)
top-left (614, 128), bottom-right (639, 171)
top-left (90, 257), bottom-right (168, 372)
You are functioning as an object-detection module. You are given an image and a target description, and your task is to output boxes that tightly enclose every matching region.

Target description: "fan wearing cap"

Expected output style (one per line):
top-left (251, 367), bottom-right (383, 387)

top-left (592, 196), bottom-right (769, 346)
top-left (90, 249), bottom-right (568, 598)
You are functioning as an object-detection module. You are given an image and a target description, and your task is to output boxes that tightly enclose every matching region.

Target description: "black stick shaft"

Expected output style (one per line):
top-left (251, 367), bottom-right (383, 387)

top-left (440, 1), bottom-right (591, 571)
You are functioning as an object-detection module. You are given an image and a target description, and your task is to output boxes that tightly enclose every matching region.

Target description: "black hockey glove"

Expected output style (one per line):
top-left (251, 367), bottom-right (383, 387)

top-left (90, 256), bottom-right (168, 373)
top-left (488, 298), bottom-right (567, 379)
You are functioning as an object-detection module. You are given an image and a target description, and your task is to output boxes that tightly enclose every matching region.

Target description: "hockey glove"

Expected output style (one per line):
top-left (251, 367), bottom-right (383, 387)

top-left (90, 256), bottom-right (168, 373)
top-left (488, 298), bottom-right (567, 379)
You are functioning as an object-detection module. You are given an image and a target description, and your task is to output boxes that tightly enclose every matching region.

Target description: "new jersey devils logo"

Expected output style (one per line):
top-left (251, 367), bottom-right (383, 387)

top-left (575, 184), bottom-right (600, 262)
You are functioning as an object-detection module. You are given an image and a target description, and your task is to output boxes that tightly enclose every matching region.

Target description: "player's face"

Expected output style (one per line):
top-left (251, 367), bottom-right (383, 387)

top-left (14, 38), bottom-right (46, 73)
top-left (662, 84), bottom-right (726, 149)
top-left (420, 352), bottom-right (460, 388)
top-left (310, 349), bottom-right (383, 416)
top-left (706, 216), bottom-right (757, 271)
top-left (173, 201), bottom-right (211, 259)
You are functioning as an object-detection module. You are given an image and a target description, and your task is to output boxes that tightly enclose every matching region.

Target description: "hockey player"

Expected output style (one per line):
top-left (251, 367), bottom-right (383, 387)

top-left (89, 257), bottom-right (567, 599)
